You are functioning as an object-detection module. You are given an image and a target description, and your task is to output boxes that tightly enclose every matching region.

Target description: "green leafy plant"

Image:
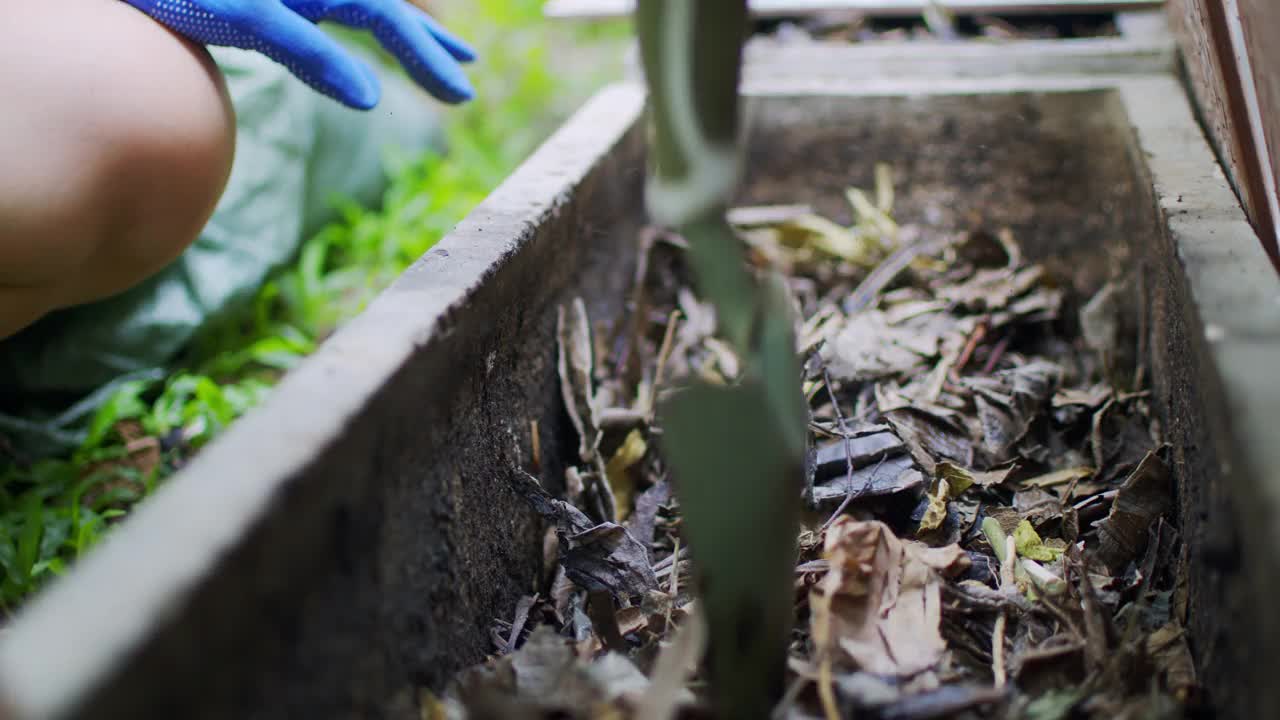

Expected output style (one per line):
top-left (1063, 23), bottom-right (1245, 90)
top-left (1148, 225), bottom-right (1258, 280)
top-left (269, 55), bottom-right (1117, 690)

top-left (635, 2), bottom-right (808, 717)
top-left (0, 0), bottom-right (628, 610)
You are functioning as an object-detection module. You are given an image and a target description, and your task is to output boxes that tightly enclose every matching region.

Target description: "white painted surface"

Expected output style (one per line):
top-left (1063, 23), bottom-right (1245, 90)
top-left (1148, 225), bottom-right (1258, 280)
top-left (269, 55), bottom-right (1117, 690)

top-left (546, 0), bottom-right (1164, 21)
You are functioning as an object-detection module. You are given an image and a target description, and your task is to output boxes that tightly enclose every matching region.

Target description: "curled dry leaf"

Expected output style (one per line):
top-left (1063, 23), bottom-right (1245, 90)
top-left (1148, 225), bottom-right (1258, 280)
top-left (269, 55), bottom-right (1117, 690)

top-left (633, 609), bottom-right (706, 720)
top-left (935, 264), bottom-right (1046, 312)
top-left (1146, 623), bottom-right (1197, 700)
top-left (810, 453), bottom-right (924, 506)
top-left (1052, 385), bottom-right (1112, 410)
top-left (964, 360), bottom-right (1061, 463)
top-left (558, 298), bottom-right (602, 464)
top-left (1079, 281), bottom-right (1121, 359)
top-left (726, 203), bottom-right (814, 230)
top-left (811, 425), bottom-right (906, 482)
top-left (937, 461), bottom-right (1014, 495)
top-left (511, 471), bottom-right (657, 598)
top-left (625, 479), bottom-right (670, 552)
top-left (449, 626), bottom-right (651, 717)
top-left (821, 311), bottom-right (941, 382)
top-left (562, 524), bottom-right (660, 597)
top-left (885, 407), bottom-right (976, 474)
top-left (1020, 466), bottom-right (1093, 489)
top-left (1093, 449), bottom-right (1172, 571)
top-left (810, 518), bottom-right (968, 677)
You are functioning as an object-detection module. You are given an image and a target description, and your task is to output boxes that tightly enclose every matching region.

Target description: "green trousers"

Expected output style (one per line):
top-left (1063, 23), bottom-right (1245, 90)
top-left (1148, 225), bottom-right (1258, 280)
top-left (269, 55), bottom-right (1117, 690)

top-left (0, 46), bottom-right (442, 458)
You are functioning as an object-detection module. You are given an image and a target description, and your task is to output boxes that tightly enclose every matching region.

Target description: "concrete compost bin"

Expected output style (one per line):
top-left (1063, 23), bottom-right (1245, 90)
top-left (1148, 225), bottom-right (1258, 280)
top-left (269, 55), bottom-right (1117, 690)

top-left (0, 70), bottom-right (1276, 720)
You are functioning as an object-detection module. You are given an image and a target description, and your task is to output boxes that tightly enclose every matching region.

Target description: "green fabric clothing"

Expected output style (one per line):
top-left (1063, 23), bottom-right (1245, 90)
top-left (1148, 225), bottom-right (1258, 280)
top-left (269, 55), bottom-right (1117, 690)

top-left (0, 45), bottom-right (442, 459)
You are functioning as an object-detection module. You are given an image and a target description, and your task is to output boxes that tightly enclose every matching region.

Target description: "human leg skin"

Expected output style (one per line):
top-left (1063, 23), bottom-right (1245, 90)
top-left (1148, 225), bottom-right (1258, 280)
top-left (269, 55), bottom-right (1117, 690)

top-left (0, 0), bottom-right (236, 339)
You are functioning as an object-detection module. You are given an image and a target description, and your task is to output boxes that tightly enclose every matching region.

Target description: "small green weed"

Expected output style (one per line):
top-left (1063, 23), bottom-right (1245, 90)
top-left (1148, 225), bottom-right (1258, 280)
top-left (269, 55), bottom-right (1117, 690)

top-left (0, 0), bottom-right (628, 610)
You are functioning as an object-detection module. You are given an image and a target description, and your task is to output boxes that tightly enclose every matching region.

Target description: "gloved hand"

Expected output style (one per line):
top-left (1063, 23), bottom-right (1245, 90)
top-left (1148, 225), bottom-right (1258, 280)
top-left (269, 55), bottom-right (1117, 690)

top-left (121, 0), bottom-right (476, 110)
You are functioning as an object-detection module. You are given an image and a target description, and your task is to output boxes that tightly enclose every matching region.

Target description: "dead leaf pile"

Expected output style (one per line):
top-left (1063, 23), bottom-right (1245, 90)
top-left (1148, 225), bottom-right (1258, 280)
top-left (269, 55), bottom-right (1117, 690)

top-left (759, 10), bottom-right (1117, 46)
top-left (431, 167), bottom-right (1196, 719)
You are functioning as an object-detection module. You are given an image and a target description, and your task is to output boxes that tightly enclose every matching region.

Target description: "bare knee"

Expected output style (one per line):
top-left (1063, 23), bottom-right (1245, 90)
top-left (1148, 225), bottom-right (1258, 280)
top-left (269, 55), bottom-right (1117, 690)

top-left (0, 0), bottom-right (235, 336)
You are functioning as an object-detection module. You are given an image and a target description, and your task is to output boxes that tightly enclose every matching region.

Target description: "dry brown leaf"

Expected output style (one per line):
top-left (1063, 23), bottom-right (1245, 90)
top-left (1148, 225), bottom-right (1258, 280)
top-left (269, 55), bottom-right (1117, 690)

top-left (633, 610), bottom-right (705, 720)
top-left (935, 264), bottom-right (1045, 311)
top-left (821, 311), bottom-right (940, 382)
top-left (1094, 450), bottom-right (1172, 571)
top-left (1020, 466), bottom-right (1093, 489)
top-left (937, 461), bottom-right (1014, 494)
top-left (558, 299), bottom-right (601, 463)
top-left (1052, 385), bottom-right (1112, 409)
top-left (1146, 623), bottom-right (1197, 700)
top-left (904, 540), bottom-right (971, 576)
top-left (883, 299), bottom-right (949, 326)
top-left (884, 407), bottom-right (976, 475)
top-left (965, 360), bottom-right (1061, 463)
top-left (510, 471), bottom-right (656, 597)
top-left (461, 626), bottom-right (649, 713)
top-left (1079, 281), bottom-right (1121, 358)
top-left (810, 518), bottom-right (964, 676)
top-left (624, 480), bottom-right (670, 553)
top-left (810, 454), bottom-right (924, 506)
top-left (727, 203), bottom-right (814, 227)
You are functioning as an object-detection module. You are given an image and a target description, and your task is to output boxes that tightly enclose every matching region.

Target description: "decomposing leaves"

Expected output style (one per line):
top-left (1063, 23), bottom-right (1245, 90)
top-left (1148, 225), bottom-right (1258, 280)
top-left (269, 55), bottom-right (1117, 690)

top-left (562, 524), bottom-right (659, 597)
top-left (810, 453), bottom-right (924, 506)
top-left (1021, 466), bottom-right (1093, 489)
top-left (964, 360), bottom-right (1061, 463)
top-left (447, 177), bottom-right (1189, 719)
top-left (821, 310), bottom-right (941, 381)
top-left (918, 477), bottom-right (952, 533)
top-left (811, 425), bottom-right (905, 481)
top-left (605, 429), bottom-right (648, 522)
top-left (1013, 520), bottom-right (1064, 563)
top-left (1146, 622), bottom-right (1197, 701)
top-left (624, 480), bottom-right (670, 552)
top-left (558, 298), bottom-right (601, 464)
top-left (811, 518), bottom-right (968, 676)
top-left (446, 626), bottom-right (651, 717)
top-left (936, 461), bottom-right (1013, 494)
top-left (511, 471), bottom-right (656, 598)
top-left (1093, 449), bottom-right (1172, 572)
top-left (885, 406), bottom-right (976, 474)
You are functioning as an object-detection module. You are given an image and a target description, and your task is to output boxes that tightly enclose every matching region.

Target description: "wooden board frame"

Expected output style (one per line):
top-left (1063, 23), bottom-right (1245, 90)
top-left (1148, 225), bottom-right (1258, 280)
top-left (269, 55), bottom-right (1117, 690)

top-left (1168, 0), bottom-right (1279, 266)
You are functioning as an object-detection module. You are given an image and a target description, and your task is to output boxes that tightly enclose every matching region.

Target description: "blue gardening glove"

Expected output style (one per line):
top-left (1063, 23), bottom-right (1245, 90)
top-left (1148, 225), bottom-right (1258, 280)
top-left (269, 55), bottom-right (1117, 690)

top-left (122, 0), bottom-right (476, 110)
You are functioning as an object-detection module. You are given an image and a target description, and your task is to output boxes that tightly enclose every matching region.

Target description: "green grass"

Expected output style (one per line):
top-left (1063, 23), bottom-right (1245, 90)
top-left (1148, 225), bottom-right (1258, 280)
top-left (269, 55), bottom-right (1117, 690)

top-left (0, 0), bottom-right (629, 613)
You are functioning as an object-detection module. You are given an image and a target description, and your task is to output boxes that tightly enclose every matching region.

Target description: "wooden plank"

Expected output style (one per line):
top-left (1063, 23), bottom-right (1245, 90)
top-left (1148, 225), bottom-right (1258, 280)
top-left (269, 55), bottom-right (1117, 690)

top-left (546, 0), bottom-right (1163, 21)
top-left (1236, 0), bottom-right (1280, 259)
top-left (1167, 0), bottom-right (1278, 265)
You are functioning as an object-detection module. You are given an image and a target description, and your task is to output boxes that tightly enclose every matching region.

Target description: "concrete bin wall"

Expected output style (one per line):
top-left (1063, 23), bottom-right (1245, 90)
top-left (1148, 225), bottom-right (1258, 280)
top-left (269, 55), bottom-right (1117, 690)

top-left (0, 66), bottom-right (1274, 720)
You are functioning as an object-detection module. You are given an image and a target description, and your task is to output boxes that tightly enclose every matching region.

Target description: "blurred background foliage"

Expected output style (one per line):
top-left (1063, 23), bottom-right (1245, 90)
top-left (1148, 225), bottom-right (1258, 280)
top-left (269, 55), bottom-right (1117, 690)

top-left (0, 0), bottom-right (630, 611)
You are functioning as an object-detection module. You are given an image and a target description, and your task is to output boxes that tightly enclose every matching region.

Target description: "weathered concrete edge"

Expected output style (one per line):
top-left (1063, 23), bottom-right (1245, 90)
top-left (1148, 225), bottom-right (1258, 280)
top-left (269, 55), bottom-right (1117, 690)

top-left (1116, 78), bottom-right (1280, 719)
top-left (0, 84), bottom-right (647, 720)
top-left (623, 36), bottom-right (1177, 88)
top-left (740, 36), bottom-right (1177, 78)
